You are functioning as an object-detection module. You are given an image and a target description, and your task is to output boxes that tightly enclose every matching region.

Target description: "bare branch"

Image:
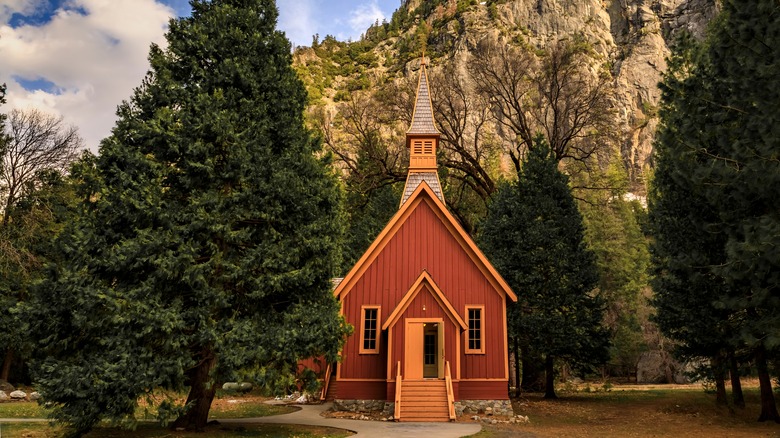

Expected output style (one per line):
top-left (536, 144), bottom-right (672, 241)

top-left (1, 108), bottom-right (83, 226)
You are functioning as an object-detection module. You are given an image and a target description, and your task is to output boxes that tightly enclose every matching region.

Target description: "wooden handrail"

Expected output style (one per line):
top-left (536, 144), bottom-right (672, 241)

top-left (319, 363), bottom-right (332, 402)
top-left (394, 361), bottom-right (402, 421)
top-left (445, 361), bottom-right (456, 420)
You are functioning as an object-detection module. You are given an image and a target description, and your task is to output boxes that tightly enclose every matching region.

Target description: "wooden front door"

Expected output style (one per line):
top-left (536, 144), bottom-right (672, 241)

top-left (405, 319), bottom-right (444, 380)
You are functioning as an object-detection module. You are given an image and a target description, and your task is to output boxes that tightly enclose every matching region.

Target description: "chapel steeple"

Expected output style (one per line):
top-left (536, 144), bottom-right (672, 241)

top-left (400, 57), bottom-right (445, 206)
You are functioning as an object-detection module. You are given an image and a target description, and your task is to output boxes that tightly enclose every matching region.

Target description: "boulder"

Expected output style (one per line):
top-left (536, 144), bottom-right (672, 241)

top-left (10, 390), bottom-right (27, 399)
top-left (30, 392), bottom-right (41, 401)
top-left (222, 382), bottom-right (240, 391)
top-left (0, 380), bottom-right (14, 392)
top-left (0, 391), bottom-right (8, 401)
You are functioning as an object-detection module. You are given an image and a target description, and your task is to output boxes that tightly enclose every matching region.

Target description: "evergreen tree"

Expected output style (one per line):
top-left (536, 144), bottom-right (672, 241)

top-left (696, 4), bottom-right (780, 422)
top-left (650, 33), bottom-right (740, 406)
top-left (650, 0), bottom-right (779, 421)
top-left (574, 157), bottom-right (651, 380)
top-left (29, 0), bottom-right (349, 434)
top-left (479, 138), bottom-right (608, 399)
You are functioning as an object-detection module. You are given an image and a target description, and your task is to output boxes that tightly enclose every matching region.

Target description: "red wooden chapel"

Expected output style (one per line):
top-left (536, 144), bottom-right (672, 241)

top-left (316, 59), bottom-right (517, 421)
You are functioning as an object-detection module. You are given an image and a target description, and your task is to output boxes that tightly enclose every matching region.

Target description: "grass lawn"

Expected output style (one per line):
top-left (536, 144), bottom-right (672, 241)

top-left (0, 392), bottom-right (296, 421)
top-left (0, 392), bottom-right (346, 437)
top-left (0, 422), bottom-right (352, 438)
top-left (467, 383), bottom-right (780, 437)
top-left (0, 401), bottom-right (50, 418)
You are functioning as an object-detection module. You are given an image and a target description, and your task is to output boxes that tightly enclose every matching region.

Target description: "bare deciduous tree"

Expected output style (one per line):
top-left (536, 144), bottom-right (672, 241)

top-left (430, 64), bottom-right (499, 202)
top-left (1, 108), bottom-right (83, 226)
top-left (469, 37), bottom-right (616, 173)
top-left (314, 92), bottom-right (407, 200)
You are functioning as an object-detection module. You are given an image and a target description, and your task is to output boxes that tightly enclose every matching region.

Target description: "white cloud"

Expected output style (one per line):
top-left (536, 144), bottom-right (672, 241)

top-left (0, 0), bottom-right (37, 23)
top-left (348, 0), bottom-right (385, 38)
top-left (0, 0), bottom-right (175, 151)
top-left (277, 0), bottom-right (315, 48)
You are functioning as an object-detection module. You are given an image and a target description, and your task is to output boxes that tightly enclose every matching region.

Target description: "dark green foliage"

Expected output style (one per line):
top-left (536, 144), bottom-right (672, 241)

top-left (581, 185), bottom-right (650, 376)
top-left (479, 138), bottom-right (609, 398)
top-left (341, 183), bottom-right (400, 273)
top-left (580, 163), bottom-right (650, 378)
top-left (29, 0), bottom-right (349, 434)
top-left (648, 34), bottom-right (734, 366)
top-left (649, 0), bottom-right (780, 421)
top-left (0, 168), bottom-right (75, 383)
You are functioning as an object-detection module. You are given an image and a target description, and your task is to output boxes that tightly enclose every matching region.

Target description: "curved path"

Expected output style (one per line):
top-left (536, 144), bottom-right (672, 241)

top-left (220, 402), bottom-right (482, 438)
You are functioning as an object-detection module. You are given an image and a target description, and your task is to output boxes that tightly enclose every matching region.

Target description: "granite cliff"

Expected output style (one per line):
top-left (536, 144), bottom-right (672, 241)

top-left (294, 0), bottom-right (719, 195)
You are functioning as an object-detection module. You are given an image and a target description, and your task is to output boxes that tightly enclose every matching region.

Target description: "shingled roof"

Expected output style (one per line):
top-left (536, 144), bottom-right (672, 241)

top-left (401, 171), bottom-right (443, 206)
top-left (406, 60), bottom-right (440, 136)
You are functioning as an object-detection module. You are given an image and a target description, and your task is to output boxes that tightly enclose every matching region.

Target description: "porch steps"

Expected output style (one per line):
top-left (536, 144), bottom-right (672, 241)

top-left (399, 380), bottom-right (450, 422)
top-left (324, 378), bottom-right (338, 402)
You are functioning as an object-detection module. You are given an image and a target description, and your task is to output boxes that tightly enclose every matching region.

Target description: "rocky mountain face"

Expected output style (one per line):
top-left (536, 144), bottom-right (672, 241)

top-left (604, 0), bottom-right (718, 191)
top-left (295, 0), bottom-right (719, 196)
top-left (459, 0), bottom-right (717, 192)
top-left (438, 0), bottom-right (718, 192)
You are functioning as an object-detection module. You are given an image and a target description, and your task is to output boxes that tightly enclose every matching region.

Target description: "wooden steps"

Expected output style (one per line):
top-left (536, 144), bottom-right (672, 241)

top-left (399, 379), bottom-right (450, 422)
top-left (324, 377), bottom-right (338, 402)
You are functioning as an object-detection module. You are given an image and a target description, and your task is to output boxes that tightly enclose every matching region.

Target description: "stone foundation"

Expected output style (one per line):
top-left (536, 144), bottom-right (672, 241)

top-left (333, 399), bottom-right (394, 417)
top-left (454, 399), bottom-right (513, 417)
top-left (334, 398), bottom-right (513, 418)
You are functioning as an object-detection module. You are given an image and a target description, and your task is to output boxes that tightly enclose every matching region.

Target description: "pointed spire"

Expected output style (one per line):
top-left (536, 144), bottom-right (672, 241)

top-left (407, 56), bottom-right (440, 136)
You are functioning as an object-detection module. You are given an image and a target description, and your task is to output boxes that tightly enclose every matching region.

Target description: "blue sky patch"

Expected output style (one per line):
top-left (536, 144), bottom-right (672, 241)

top-left (13, 76), bottom-right (62, 95)
top-left (6, 0), bottom-right (88, 28)
top-left (159, 0), bottom-right (192, 18)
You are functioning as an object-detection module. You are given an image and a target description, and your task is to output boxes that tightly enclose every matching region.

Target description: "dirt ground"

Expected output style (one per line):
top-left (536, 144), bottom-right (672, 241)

top-left (467, 381), bottom-right (780, 437)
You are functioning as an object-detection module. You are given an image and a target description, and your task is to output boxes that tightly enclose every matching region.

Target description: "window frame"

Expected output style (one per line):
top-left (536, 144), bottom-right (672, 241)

top-left (465, 305), bottom-right (485, 354)
top-left (359, 305), bottom-right (381, 354)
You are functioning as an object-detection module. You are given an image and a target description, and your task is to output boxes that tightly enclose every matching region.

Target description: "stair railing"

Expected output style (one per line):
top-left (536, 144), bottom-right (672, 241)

top-left (394, 361), bottom-right (402, 421)
top-left (445, 361), bottom-right (456, 420)
top-left (319, 362), bottom-right (332, 402)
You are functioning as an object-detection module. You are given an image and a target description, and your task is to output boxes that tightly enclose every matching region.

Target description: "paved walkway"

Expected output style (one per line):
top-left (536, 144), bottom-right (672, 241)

top-left (0, 403), bottom-right (483, 437)
top-left (220, 402), bottom-right (482, 438)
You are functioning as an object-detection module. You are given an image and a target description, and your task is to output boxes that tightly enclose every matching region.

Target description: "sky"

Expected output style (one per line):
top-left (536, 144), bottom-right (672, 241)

top-left (0, 0), bottom-right (399, 151)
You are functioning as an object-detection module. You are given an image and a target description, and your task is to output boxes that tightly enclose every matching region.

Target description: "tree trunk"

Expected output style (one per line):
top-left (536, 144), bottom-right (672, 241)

top-left (1, 349), bottom-right (13, 382)
top-left (520, 347), bottom-right (544, 392)
top-left (728, 351), bottom-right (744, 408)
top-left (172, 350), bottom-right (218, 431)
top-left (711, 354), bottom-right (727, 406)
top-left (544, 355), bottom-right (557, 399)
top-left (755, 345), bottom-right (780, 423)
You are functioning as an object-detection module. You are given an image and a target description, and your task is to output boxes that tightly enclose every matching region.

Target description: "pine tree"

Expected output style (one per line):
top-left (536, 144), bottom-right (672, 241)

top-left (479, 138), bottom-right (608, 399)
top-left (29, 0), bottom-right (349, 434)
top-left (694, 1), bottom-right (780, 421)
top-left (650, 0), bottom-right (780, 421)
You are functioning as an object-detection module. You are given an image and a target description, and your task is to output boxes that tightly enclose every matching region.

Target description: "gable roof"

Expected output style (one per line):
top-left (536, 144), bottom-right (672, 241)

top-left (334, 181), bottom-right (517, 302)
top-left (383, 270), bottom-right (468, 331)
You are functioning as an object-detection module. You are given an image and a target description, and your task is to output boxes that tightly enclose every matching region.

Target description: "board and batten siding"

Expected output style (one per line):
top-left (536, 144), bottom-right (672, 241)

top-left (339, 200), bottom-right (508, 393)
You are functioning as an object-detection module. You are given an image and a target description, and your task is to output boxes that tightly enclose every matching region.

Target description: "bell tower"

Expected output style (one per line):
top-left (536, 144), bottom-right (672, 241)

top-left (400, 57), bottom-right (445, 206)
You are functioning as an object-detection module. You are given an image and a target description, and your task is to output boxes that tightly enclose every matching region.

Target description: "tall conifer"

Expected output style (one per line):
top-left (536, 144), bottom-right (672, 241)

top-left (30, 0), bottom-right (348, 434)
top-left (650, 0), bottom-right (780, 421)
top-left (479, 138), bottom-right (608, 399)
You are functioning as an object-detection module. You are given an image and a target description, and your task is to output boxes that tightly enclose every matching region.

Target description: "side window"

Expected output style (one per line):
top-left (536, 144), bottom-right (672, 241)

top-left (360, 306), bottom-right (381, 354)
top-left (465, 306), bottom-right (484, 354)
